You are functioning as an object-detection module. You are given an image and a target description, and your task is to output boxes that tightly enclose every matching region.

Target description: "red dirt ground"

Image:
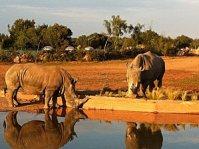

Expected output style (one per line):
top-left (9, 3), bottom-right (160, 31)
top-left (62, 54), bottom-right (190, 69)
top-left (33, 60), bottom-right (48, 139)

top-left (0, 57), bottom-right (198, 92)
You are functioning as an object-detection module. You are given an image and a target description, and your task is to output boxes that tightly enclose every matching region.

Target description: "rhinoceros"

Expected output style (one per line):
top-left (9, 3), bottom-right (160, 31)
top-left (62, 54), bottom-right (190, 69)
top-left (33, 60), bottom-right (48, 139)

top-left (125, 122), bottom-right (163, 149)
top-left (3, 109), bottom-right (86, 149)
top-left (4, 63), bottom-right (88, 109)
top-left (126, 51), bottom-right (165, 97)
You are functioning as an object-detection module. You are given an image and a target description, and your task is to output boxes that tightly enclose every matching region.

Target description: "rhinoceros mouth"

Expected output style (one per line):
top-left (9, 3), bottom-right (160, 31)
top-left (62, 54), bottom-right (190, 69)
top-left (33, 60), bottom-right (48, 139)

top-left (75, 97), bottom-right (89, 109)
top-left (66, 97), bottom-right (89, 109)
top-left (130, 85), bottom-right (138, 94)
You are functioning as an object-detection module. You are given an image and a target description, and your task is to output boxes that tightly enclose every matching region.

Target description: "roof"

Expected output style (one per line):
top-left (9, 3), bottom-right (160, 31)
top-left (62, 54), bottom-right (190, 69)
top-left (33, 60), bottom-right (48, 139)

top-left (85, 46), bottom-right (94, 51)
top-left (65, 46), bottom-right (75, 51)
top-left (43, 46), bottom-right (53, 51)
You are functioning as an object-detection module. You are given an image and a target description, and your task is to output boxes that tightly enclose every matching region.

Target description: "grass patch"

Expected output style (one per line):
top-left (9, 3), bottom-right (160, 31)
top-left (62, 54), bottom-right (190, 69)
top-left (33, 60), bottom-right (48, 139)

top-left (100, 86), bottom-right (199, 101)
top-left (146, 88), bottom-right (198, 101)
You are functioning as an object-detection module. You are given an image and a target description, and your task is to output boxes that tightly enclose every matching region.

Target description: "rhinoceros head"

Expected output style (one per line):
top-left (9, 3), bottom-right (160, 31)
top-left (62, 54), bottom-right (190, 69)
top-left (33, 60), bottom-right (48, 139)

top-left (4, 111), bottom-right (20, 130)
top-left (64, 78), bottom-right (78, 100)
top-left (126, 63), bottom-right (142, 95)
top-left (4, 111), bottom-right (21, 148)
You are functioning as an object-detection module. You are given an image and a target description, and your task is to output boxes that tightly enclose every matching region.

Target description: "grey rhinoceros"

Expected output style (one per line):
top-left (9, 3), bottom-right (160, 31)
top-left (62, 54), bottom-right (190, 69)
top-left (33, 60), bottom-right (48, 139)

top-left (126, 51), bottom-right (165, 97)
top-left (3, 109), bottom-right (86, 149)
top-left (4, 63), bottom-right (88, 108)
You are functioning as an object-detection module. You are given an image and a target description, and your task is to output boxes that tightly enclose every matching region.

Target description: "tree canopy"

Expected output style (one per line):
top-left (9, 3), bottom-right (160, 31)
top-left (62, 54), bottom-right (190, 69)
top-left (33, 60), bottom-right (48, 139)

top-left (0, 17), bottom-right (198, 57)
top-left (3, 19), bottom-right (72, 50)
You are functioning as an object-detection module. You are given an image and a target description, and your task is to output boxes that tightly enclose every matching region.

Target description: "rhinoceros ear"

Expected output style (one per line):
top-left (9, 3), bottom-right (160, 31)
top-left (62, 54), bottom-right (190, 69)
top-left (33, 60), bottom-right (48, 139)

top-left (126, 62), bottom-right (133, 69)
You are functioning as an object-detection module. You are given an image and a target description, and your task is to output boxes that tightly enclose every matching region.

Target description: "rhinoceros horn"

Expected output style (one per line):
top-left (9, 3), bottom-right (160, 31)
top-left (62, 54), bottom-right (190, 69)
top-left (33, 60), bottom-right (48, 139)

top-left (74, 97), bottom-right (89, 109)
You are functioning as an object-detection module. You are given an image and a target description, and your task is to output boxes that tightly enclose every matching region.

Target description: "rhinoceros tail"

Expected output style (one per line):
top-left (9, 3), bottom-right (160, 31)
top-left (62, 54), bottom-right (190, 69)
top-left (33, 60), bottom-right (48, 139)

top-left (2, 80), bottom-right (7, 96)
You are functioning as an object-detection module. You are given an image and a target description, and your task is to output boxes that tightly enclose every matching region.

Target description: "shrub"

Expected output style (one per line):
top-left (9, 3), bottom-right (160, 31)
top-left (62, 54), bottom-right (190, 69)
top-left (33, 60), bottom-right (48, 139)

top-left (36, 50), bottom-right (77, 62)
top-left (20, 51), bottom-right (36, 62)
top-left (75, 50), bottom-right (86, 61)
top-left (163, 47), bottom-right (179, 56)
top-left (81, 48), bottom-right (146, 61)
top-left (0, 47), bottom-right (162, 63)
top-left (146, 88), bottom-right (166, 100)
top-left (0, 50), bottom-right (19, 62)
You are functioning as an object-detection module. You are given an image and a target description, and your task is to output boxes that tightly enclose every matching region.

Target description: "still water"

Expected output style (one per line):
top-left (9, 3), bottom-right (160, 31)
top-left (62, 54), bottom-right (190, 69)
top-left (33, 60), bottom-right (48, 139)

top-left (0, 110), bottom-right (199, 149)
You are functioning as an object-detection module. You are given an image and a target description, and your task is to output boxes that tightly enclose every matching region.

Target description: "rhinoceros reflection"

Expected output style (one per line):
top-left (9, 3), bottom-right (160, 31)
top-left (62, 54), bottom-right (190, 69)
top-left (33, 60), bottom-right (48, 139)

top-left (125, 122), bottom-right (163, 149)
top-left (3, 109), bottom-right (86, 149)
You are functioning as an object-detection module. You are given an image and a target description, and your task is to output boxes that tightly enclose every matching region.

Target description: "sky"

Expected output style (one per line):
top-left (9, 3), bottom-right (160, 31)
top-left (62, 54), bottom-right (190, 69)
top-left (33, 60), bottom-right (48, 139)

top-left (0, 0), bottom-right (199, 38)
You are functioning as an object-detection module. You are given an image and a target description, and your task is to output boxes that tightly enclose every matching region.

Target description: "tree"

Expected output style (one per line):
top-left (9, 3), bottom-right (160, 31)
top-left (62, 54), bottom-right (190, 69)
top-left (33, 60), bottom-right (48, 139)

top-left (190, 39), bottom-right (199, 49)
top-left (0, 33), bottom-right (6, 50)
top-left (104, 15), bottom-right (131, 50)
top-left (35, 24), bottom-right (48, 51)
top-left (87, 33), bottom-right (107, 49)
top-left (131, 23), bottom-right (144, 44)
top-left (158, 37), bottom-right (176, 56)
top-left (75, 35), bottom-right (88, 49)
top-left (0, 33), bottom-right (6, 42)
top-left (104, 15), bottom-right (129, 37)
top-left (175, 35), bottom-right (193, 49)
top-left (0, 33), bottom-right (13, 50)
top-left (75, 33), bottom-right (107, 49)
top-left (15, 31), bottom-right (28, 49)
top-left (122, 37), bottom-right (136, 50)
top-left (8, 19), bottom-right (36, 50)
top-left (43, 23), bottom-right (72, 49)
top-left (7, 19), bottom-right (72, 50)
top-left (8, 19), bottom-right (35, 39)
top-left (1, 37), bottom-right (13, 50)
top-left (140, 29), bottom-right (160, 50)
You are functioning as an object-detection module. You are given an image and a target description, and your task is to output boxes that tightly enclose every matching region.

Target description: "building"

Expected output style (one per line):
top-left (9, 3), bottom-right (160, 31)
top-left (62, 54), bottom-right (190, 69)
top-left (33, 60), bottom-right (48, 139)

top-left (42, 46), bottom-right (54, 51)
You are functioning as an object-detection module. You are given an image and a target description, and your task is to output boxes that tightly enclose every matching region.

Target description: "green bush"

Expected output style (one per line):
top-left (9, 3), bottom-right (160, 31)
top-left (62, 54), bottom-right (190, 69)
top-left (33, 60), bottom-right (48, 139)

top-left (0, 50), bottom-right (19, 62)
top-left (37, 48), bottom-right (153, 62)
top-left (120, 48), bottom-right (146, 58)
top-left (0, 48), bottom-right (163, 63)
top-left (75, 50), bottom-right (86, 61)
top-left (36, 50), bottom-right (77, 62)
top-left (162, 47), bottom-right (179, 56)
top-left (84, 48), bottom-right (146, 61)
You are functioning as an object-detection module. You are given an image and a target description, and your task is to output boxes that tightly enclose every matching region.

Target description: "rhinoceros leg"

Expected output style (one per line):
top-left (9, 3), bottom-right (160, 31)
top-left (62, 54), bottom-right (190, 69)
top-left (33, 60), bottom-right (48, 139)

top-left (61, 95), bottom-right (66, 107)
top-left (7, 88), bottom-right (20, 107)
top-left (149, 82), bottom-right (155, 92)
top-left (51, 91), bottom-right (60, 108)
top-left (140, 83), bottom-right (148, 98)
top-left (12, 88), bottom-right (20, 106)
top-left (157, 73), bottom-right (164, 88)
top-left (126, 88), bottom-right (134, 97)
top-left (7, 89), bottom-right (14, 107)
top-left (44, 91), bottom-right (54, 109)
top-left (51, 97), bottom-right (57, 108)
top-left (157, 79), bottom-right (162, 88)
top-left (44, 109), bottom-right (58, 129)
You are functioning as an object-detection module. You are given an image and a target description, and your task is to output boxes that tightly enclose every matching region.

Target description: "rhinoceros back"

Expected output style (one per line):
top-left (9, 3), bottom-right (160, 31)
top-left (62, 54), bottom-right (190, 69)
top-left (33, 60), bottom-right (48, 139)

top-left (134, 51), bottom-right (165, 81)
top-left (5, 64), bottom-right (68, 95)
top-left (145, 51), bottom-right (164, 71)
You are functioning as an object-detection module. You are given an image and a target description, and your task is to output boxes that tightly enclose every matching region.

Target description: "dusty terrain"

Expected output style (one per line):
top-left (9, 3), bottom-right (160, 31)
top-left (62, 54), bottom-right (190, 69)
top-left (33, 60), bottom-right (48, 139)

top-left (1, 56), bottom-right (198, 92)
